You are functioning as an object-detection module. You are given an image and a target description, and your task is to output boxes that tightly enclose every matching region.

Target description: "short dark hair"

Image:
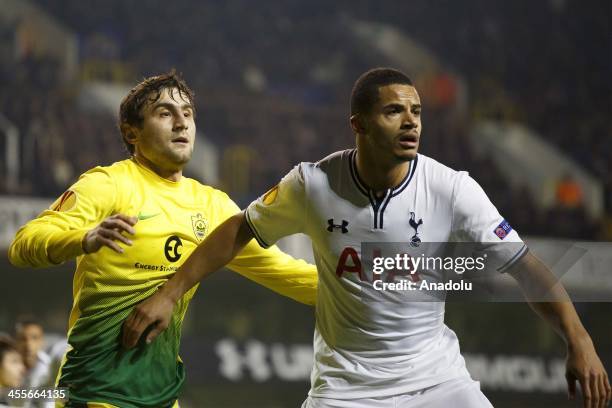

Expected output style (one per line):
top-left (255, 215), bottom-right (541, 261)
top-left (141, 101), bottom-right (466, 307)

top-left (350, 68), bottom-right (413, 116)
top-left (119, 70), bottom-right (196, 155)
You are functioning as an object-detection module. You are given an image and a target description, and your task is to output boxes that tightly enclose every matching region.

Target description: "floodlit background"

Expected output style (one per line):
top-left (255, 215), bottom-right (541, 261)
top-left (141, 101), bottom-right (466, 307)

top-left (1, 0), bottom-right (610, 407)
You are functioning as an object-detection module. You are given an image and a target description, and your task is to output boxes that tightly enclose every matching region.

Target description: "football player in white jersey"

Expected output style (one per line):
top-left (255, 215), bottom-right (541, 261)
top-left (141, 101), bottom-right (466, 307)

top-left (123, 68), bottom-right (610, 408)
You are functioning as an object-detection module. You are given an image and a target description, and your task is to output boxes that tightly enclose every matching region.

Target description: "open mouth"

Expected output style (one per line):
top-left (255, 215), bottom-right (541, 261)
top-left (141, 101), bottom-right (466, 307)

top-left (398, 134), bottom-right (419, 148)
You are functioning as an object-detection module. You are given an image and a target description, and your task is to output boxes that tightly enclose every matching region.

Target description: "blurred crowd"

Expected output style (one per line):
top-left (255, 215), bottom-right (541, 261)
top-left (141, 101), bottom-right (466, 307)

top-left (0, 318), bottom-right (66, 407)
top-left (0, 0), bottom-right (609, 239)
top-left (0, 55), bottom-right (124, 197)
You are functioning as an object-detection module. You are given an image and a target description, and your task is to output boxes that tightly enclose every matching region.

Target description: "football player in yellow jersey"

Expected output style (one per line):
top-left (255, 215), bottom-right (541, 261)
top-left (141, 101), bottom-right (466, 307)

top-left (8, 71), bottom-right (318, 408)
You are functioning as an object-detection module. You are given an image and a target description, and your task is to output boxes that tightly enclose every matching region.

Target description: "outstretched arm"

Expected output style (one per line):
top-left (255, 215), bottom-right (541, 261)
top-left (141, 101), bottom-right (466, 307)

top-left (508, 251), bottom-right (611, 407)
top-left (121, 211), bottom-right (253, 348)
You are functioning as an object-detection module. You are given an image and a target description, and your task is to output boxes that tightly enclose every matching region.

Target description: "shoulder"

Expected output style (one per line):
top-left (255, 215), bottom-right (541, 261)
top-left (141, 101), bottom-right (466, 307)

top-left (182, 176), bottom-right (235, 204)
top-left (77, 159), bottom-right (135, 184)
top-left (298, 149), bottom-right (352, 180)
top-left (66, 161), bottom-right (128, 192)
top-left (93, 159), bottom-right (136, 176)
top-left (417, 154), bottom-right (468, 195)
top-left (417, 154), bottom-right (464, 180)
top-left (314, 149), bottom-right (352, 171)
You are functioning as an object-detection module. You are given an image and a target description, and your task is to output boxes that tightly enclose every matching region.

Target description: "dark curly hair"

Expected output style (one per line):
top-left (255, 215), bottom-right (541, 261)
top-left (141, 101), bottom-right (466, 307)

top-left (118, 70), bottom-right (195, 155)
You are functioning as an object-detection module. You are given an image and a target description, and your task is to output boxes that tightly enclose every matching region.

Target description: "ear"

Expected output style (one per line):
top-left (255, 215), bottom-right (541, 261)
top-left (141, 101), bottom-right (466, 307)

top-left (121, 123), bottom-right (139, 148)
top-left (350, 114), bottom-right (367, 135)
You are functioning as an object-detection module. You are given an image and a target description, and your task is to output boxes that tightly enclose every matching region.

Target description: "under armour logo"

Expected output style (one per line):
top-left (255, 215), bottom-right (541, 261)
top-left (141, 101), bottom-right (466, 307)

top-left (327, 219), bottom-right (349, 233)
top-left (409, 212), bottom-right (423, 247)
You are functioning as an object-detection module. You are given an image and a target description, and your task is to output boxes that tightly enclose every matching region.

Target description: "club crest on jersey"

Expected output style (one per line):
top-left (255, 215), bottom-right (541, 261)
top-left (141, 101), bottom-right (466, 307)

top-left (50, 190), bottom-right (77, 212)
top-left (191, 213), bottom-right (209, 242)
top-left (409, 212), bottom-right (423, 247)
top-left (327, 219), bottom-right (349, 233)
top-left (494, 219), bottom-right (512, 240)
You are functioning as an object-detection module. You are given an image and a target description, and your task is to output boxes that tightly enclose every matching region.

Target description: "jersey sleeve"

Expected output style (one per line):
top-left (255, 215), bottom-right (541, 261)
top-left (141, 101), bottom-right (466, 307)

top-left (214, 190), bottom-right (317, 306)
top-left (8, 167), bottom-right (117, 268)
top-left (451, 172), bottom-right (527, 272)
top-left (244, 164), bottom-right (306, 248)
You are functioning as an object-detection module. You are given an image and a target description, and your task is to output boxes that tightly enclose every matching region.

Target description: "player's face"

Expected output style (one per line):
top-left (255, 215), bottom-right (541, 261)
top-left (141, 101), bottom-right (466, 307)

top-left (0, 351), bottom-right (25, 387)
top-left (16, 323), bottom-right (44, 369)
top-left (361, 84), bottom-right (421, 162)
top-left (133, 87), bottom-right (196, 171)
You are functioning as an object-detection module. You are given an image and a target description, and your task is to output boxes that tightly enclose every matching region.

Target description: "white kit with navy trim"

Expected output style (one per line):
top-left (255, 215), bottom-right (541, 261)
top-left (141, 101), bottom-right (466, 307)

top-left (245, 149), bottom-right (526, 399)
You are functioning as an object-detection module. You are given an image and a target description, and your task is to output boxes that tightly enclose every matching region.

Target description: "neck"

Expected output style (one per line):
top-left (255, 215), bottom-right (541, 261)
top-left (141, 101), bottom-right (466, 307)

top-left (355, 147), bottom-right (410, 194)
top-left (133, 153), bottom-right (183, 182)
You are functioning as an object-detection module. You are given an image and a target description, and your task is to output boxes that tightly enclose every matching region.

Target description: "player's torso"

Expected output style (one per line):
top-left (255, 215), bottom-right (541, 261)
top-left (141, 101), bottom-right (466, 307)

top-left (100, 188), bottom-right (209, 282)
top-left (303, 151), bottom-right (457, 352)
top-left (61, 163), bottom-right (226, 406)
top-left (74, 164), bottom-right (220, 319)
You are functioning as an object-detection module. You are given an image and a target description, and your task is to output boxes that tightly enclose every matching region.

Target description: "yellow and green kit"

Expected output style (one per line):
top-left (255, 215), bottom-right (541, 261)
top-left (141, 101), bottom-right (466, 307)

top-left (9, 158), bottom-right (317, 408)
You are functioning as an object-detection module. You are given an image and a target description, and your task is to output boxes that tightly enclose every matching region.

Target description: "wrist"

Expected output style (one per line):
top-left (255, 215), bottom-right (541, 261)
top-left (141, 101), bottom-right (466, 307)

top-left (81, 231), bottom-right (91, 254)
top-left (567, 331), bottom-right (593, 352)
top-left (158, 280), bottom-right (184, 304)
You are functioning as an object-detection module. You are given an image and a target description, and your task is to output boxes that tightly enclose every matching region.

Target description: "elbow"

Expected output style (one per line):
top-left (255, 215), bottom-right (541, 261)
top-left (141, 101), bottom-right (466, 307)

top-left (7, 233), bottom-right (34, 268)
top-left (7, 241), bottom-right (26, 267)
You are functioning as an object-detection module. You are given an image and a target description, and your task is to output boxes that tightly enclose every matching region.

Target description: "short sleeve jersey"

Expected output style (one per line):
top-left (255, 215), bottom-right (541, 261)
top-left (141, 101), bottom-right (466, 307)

top-left (246, 149), bottom-right (526, 399)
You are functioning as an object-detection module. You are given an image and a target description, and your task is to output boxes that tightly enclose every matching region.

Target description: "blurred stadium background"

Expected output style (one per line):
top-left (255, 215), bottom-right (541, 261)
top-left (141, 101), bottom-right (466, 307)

top-left (0, 0), bottom-right (610, 407)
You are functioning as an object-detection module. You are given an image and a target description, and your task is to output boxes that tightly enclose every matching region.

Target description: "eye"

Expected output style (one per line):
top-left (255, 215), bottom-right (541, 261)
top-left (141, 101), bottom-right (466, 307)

top-left (160, 111), bottom-right (171, 117)
top-left (386, 108), bottom-right (400, 115)
top-left (184, 111), bottom-right (192, 118)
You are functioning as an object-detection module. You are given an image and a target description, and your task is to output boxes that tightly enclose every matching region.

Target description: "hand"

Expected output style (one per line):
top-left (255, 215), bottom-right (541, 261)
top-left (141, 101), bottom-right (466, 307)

top-left (82, 214), bottom-right (137, 254)
top-left (121, 289), bottom-right (176, 349)
top-left (565, 336), bottom-right (611, 408)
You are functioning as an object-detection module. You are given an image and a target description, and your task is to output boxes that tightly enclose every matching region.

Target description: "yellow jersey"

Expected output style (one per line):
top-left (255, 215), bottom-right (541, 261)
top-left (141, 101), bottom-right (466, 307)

top-left (8, 158), bottom-right (317, 408)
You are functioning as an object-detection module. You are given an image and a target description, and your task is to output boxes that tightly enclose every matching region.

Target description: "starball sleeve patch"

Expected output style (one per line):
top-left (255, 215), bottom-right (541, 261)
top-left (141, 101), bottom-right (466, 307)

top-left (50, 190), bottom-right (77, 212)
top-left (262, 185), bottom-right (279, 205)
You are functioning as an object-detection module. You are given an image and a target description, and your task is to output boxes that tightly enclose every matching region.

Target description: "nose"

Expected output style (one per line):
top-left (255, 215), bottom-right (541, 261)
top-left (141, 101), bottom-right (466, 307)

top-left (400, 112), bottom-right (417, 130)
top-left (173, 114), bottom-right (188, 132)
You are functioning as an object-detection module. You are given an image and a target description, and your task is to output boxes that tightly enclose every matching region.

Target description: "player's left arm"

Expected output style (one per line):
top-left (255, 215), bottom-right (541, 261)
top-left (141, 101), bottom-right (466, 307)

top-left (452, 172), bottom-right (610, 407)
top-left (508, 251), bottom-right (611, 407)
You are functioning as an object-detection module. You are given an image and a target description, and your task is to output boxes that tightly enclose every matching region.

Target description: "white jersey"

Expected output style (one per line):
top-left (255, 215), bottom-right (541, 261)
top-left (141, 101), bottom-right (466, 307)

top-left (245, 149), bottom-right (526, 399)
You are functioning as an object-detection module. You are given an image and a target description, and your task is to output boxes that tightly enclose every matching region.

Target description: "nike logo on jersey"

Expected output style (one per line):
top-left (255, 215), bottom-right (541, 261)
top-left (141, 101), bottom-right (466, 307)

top-left (138, 212), bottom-right (160, 221)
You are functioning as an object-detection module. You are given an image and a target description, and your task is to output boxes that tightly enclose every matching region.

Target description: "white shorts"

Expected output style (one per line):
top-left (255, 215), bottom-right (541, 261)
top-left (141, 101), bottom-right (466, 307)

top-left (301, 378), bottom-right (493, 408)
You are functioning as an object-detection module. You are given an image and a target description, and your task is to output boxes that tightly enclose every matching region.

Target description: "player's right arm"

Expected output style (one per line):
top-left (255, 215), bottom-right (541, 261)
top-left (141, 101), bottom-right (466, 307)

top-left (8, 168), bottom-right (136, 267)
